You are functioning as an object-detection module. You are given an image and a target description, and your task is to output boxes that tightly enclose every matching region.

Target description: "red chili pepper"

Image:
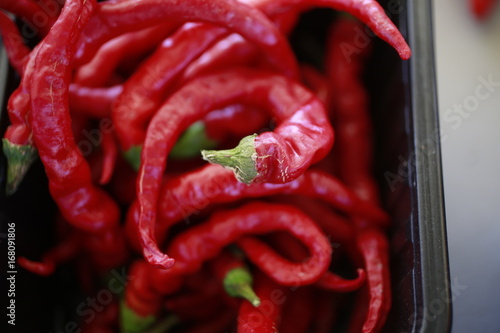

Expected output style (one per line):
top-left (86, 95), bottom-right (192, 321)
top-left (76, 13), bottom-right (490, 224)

top-left (29, 0), bottom-right (120, 234)
top-left (123, 202), bottom-right (332, 326)
top-left (74, 0), bottom-right (299, 79)
top-left (74, 23), bottom-right (178, 87)
top-left (261, 231), bottom-right (365, 293)
top-left (166, 201), bottom-right (332, 285)
top-left (470, 0), bottom-right (499, 19)
top-left (326, 16), bottom-right (393, 332)
top-left (0, 0), bottom-right (56, 37)
top-left (68, 84), bottom-right (123, 119)
top-left (135, 68), bottom-right (332, 268)
top-left (237, 271), bottom-right (286, 333)
top-left (348, 229), bottom-right (391, 333)
top-left (124, 163), bottom-right (387, 254)
top-left (157, 165), bottom-right (387, 231)
top-left (326, 16), bottom-right (380, 206)
top-left (242, 0), bottom-right (411, 60)
top-left (0, 10), bottom-right (30, 74)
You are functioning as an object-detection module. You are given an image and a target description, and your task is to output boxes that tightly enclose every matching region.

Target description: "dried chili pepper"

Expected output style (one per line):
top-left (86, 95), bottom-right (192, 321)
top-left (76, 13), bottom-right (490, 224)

top-left (136, 68), bottom-right (333, 267)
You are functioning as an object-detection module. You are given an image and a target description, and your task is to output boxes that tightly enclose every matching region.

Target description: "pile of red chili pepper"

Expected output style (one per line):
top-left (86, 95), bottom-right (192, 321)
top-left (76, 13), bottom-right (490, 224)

top-left (1, 0), bottom-right (411, 332)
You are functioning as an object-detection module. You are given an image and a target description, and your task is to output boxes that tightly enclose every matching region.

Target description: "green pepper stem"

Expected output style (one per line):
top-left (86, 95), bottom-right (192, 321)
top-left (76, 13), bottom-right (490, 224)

top-left (201, 134), bottom-right (258, 184)
top-left (223, 267), bottom-right (261, 307)
top-left (2, 139), bottom-right (38, 196)
top-left (120, 299), bottom-right (156, 333)
top-left (123, 145), bottom-right (142, 172)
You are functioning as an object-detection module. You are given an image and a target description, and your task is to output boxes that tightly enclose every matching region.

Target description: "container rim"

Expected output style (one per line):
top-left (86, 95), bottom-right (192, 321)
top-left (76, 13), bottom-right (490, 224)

top-left (405, 0), bottom-right (452, 331)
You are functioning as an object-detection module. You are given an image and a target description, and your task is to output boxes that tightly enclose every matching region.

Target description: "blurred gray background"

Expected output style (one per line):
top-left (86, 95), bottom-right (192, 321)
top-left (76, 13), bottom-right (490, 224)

top-left (433, 0), bottom-right (500, 332)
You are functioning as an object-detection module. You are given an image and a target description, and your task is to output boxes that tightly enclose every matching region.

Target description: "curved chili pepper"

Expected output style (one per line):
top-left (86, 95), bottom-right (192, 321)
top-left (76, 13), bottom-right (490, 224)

top-left (0, 10), bottom-right (30, 74)
top-left (241, 0), bottom-right (411, 60)
top-left (29, 0), bottom-right (120, 234)
top-left (237, 271), bottom-right (286, 333)
top-left (68, 84), bottom-right (123, 119)
top-left (125, 163), bottom-right (387, 254)
top-left (349, 229), bottom-right (391, 333)
top-left (74, 0), bottom-right (299, 79)
top-left (167, 201), bottom-right (332, 285)
top-left (326, 16), bottom-right (380, 205)
top-left (74, 23), bottom-right (178, 87)
top-left (123, 202), bottom-right (332, 326)
top-left (0, 0), bottom-right (56, 37)
top-left (136, 68), bottom-right (332, 268)
top-left (257, 231), bottom-right (365, 293)
top-left (326, 16), bottom-right (393, 332)
top-left (156, 165), bottom-right (387, 229)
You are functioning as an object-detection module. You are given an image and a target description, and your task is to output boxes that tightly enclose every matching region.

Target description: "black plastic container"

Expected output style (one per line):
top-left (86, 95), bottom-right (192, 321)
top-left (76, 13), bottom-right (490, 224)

top-left (1, 0), bottom-right (451, 332)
